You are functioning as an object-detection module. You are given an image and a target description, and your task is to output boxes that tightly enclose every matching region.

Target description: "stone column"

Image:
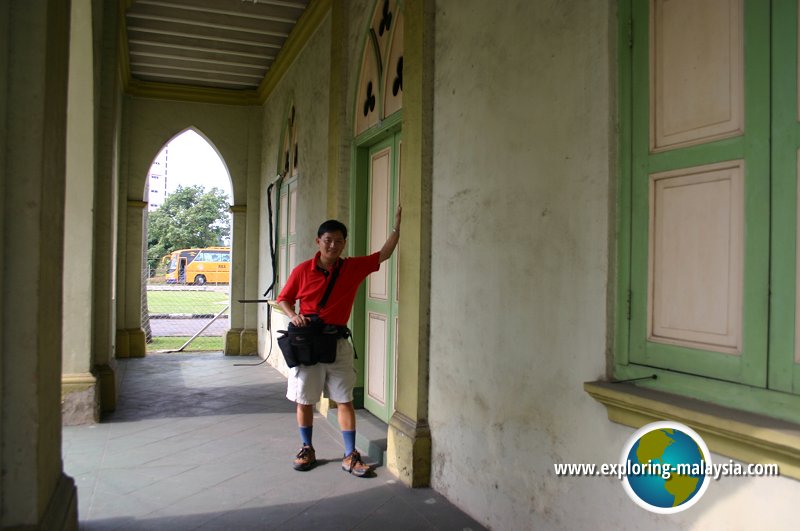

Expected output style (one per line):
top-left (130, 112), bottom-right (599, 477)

top-left (117, 199), bottom-right (147, 358)
top-left (385, 0), bottom-right (434, 488)
top-left (225, 204), bottom-right (247, 354)
top-left (92, 0), bottom-right (121, 414)
top-left (62, 0), bottom-right (99, 425)
top-left (0, 0), bottom-right (78, 527)
top-left (240, 113), bottom-right (262, 355)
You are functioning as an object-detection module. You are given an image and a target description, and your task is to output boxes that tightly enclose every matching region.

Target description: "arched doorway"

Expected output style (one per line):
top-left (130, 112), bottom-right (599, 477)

top-left (141, 128), bottom-right (234, 353)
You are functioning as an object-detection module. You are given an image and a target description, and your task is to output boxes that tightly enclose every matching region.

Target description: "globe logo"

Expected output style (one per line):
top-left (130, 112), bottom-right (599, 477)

top-left (620, 421), bottom-right (712, 513)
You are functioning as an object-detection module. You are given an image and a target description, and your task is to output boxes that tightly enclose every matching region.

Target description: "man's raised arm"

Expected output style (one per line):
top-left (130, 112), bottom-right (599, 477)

top-left (379, 205), bottom-right (402, 263)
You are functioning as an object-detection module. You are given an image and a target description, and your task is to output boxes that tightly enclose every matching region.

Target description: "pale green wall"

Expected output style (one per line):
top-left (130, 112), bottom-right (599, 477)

top-left (429, 1), bottom-right (799, 529)
top-left (257, 13), bottom-right (333, 360)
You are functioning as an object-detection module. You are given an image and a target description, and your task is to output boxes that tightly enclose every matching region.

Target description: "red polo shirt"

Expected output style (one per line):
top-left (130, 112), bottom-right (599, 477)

top-left (277, 251), bottom-right (381, 325)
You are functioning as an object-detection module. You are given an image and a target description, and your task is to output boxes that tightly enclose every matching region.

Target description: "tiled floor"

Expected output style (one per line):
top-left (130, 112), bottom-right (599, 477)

top-left (63, 353), bottom-right (485, 531)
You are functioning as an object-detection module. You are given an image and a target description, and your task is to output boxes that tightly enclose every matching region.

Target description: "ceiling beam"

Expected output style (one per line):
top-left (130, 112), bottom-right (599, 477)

top-left (136, 0), bottom-right (304, 24)
top-left (119, 0), bottom-right (330, 106)
top-left (131, 61), bottom-right (264, 80)
top-left (126, 12), bottom-right (291, 38)
top-left (257, 0), bottom-right (331, 103)
top-left (126, 25), bottom-right (283, 49)
top-left (128, 39), bottom-right (275, 61)
top-left (129, 50), bottom-right (267, 70)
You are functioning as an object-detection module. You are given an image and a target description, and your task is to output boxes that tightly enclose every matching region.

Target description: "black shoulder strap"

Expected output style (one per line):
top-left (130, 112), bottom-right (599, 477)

top-left (318, 259), bottom-right (342, 309)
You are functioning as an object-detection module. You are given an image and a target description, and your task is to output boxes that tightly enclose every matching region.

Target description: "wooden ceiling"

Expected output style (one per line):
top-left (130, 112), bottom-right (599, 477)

top-left (122, 0), bottom-right (312, 101)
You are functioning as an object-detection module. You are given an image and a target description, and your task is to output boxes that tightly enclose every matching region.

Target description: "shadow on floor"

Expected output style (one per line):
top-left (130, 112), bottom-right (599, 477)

top-left (64, 353), bottom-right (486, 531)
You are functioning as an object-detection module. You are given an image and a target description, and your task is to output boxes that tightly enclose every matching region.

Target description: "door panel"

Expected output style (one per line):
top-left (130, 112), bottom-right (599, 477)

top-left (367, 313), bottom-right (387, 405)
top-left (363, 132), bottom-right (401, 422)
top-left (368, 147), bottom-right (391, 300)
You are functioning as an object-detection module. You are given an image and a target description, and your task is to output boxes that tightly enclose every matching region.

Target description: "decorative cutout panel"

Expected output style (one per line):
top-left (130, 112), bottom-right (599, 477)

top-left (355, 0), bottom-right (404, 134)
top-left (370, 0), bottom-right (397, 63)
top-left (282, 132), bottom-right (291, 176)
top-left (382, 7), bottom-right (403, 118)
top-left (280, 105), bottom-right (298, 177)
top-left (355, 39), bottom-right (381, 136)
top-left (650, 0), bottom-right (744, 151)
top-left (290, 107), bottom-right (298, 177)
top-left (648, 160), bottom-right (744, 353)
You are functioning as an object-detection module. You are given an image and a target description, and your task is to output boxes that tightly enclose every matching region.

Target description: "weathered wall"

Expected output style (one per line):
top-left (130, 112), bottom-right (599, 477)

top-left (429, 1), bottom-right (798, 529)
top-left (257, 13), bottom-right (333, 362)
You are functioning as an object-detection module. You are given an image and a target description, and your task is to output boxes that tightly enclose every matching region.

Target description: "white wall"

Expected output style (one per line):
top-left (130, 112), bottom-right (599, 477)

top-left (429, 1), bottom-right (799, 529)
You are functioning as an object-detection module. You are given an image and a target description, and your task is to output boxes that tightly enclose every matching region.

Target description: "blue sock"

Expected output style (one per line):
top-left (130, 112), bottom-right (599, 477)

top-left (342, 430), bottom-right (356, 456)
top-left (299, 426), bottom-right (313, 447)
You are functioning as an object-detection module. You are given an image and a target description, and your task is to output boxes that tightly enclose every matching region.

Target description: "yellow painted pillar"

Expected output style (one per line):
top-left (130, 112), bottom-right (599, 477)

top-left (241, 114), bottom-right (262, 355)
top-left (62, 0), bottom-right (99, 424)
top-left (92, 0), bottom-right (122, 414)
top-left (226, 204), bottom-right (247, 354)
top-left (0, 0), bottom-right (78, 527)
top-left (119, 199), bottom-right (147, 357)
top-left (385, 0), bottom-right (435, 488)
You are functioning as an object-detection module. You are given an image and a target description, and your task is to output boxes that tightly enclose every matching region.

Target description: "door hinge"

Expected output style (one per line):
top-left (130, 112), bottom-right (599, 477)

top-left (628, 17), bottom-right (633, 49)
top-left (626, 289), bottom-right (632, 321)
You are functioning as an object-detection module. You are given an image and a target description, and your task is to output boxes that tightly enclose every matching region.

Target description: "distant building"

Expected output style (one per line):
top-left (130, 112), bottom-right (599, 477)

top-left (147, 147), bottom-right (168, 211)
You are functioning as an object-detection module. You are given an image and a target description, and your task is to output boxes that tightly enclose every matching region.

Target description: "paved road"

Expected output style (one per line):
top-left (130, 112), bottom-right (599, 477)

top-left (147, 316), bottom-right (229, 337)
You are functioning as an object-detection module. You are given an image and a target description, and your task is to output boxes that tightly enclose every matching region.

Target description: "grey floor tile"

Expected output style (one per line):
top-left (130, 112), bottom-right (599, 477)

top-left (351, 496), bottom-right (438, 531)
top-left (63, 353), bottom-right (486, 531)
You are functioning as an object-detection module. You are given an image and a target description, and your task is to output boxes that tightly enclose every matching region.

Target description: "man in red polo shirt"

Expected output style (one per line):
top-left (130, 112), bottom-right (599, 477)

top-left (277, 206), bottom-right (401, 477)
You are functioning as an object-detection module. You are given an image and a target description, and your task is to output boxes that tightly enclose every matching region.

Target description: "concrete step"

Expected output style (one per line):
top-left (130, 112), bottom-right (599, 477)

top-left (325, 407), bottom-right (388, 466)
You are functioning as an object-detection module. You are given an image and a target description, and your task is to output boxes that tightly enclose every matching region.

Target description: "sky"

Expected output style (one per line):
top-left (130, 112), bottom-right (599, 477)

top-left (155, 129), bottom-right (232, 201)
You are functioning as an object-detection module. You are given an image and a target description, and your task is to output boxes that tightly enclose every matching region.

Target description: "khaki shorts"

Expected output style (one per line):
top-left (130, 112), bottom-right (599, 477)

top-left (286, 339), bottom-right (356, 405)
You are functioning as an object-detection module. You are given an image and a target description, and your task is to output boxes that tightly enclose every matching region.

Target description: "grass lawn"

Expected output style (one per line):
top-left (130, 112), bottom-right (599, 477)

top-left (147, 290), bottom-right (229, 315)
top-left (147, 336), bottom-right (224, 352)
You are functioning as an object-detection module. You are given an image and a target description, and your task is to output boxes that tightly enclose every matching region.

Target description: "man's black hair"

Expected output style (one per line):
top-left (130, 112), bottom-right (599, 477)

top-left (318, 219), bottom-right (347, 239)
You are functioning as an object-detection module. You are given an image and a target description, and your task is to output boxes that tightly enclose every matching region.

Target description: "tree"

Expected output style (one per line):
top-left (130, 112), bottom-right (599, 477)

top-left (147, 185), bottom-right (231, 271)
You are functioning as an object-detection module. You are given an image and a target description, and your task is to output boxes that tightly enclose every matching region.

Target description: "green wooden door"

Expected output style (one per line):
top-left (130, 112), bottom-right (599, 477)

top-left (363, 132), bottom-right (401, 422)
top-left (770, 0), bottom-right (800, 393)
top-left (628, 0), bottom-right (770, 386)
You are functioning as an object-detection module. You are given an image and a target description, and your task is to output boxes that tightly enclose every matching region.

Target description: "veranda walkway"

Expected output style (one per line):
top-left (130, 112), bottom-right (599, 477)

top-left (63, 352), bottom-right (484, 531)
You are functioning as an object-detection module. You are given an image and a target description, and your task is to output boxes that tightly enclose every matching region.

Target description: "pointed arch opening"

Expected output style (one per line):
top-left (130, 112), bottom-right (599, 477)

top-left (350, 0), bottom-right (404, 421)
top-left (141, 128), bottom-right (234, 354)
top-left (274, 103), bottom-right (300, 294)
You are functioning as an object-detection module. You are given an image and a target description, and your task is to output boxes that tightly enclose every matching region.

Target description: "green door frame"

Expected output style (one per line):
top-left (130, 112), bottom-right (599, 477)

top-left (349, 113), bottom-right (403, 411)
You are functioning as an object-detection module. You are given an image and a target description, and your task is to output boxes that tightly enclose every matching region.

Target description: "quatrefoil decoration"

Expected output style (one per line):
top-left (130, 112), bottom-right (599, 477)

top-left (363, 81), bottom-right (376, 117)
top-left (378, 0), bottom-right (392, 36)
top-left (392, 56), bottom-right (403, 96)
